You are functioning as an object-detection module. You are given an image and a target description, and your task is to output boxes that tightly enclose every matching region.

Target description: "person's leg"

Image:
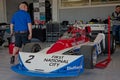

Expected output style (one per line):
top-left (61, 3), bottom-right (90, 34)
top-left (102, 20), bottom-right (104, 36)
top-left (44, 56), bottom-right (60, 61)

top-left (21, 32), bottom-right (29, 45)
top-left (10, 33), bottom-right (22, 64)
top-left (10, 47), bottom-right (20, 64)
top-left (118, 25), bottom-right (120, 44)
top-left (112, 25), bottom-right (118, 41)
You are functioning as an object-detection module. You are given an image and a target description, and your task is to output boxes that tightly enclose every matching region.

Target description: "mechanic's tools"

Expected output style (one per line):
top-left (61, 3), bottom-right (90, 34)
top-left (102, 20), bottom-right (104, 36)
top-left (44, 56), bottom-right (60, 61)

top-left (95, 16), bottom-right (111, 68)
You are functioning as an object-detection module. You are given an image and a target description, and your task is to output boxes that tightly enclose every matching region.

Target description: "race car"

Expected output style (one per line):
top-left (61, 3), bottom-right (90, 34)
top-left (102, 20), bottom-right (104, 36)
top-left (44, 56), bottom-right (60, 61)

top-left (11, 23), bottom-right (115, 77)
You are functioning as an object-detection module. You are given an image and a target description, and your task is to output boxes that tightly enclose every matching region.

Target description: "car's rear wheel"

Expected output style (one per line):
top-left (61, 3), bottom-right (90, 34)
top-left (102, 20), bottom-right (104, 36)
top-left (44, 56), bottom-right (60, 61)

top-left (104, 33), bottom-right (116, 54)
top-left (22, 42), bottom-right (41, 53)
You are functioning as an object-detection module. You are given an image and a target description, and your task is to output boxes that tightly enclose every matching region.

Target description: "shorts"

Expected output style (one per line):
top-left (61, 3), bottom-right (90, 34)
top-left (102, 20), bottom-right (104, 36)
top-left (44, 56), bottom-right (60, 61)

top-left (14, 32), bottom-right (29, 48)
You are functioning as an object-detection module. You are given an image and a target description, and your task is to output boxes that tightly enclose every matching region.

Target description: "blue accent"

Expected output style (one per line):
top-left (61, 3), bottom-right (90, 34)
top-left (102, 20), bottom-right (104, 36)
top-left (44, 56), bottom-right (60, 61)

top-left (11, 55), bottom-right (84, 77)
top-left (18, 54), bottom-right (29, 71)
top-left (11, 64), bottom-right (84, 77)
top-left (73, 48), bottom-right (80, 54)
top-left (51, 56), bottom-right (84, 73)
top-left (94, 44), bottom-right (99, 55)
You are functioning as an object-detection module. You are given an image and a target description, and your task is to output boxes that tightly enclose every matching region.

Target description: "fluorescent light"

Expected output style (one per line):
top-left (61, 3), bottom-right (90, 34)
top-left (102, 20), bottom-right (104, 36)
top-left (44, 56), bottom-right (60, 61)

top-left (68, 0), bottom-right (82, 1)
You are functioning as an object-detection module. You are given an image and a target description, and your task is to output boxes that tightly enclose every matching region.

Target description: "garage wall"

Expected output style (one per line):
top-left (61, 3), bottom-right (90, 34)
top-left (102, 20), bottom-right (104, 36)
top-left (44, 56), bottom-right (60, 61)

top-left (0, 0), bottom-right (6, 23)
top-left (59, 6), bottom-right (115, 24)
top-left (6, 0), bottom-right (115, 24)
top-left (6, 0), bottom-right (33, 23)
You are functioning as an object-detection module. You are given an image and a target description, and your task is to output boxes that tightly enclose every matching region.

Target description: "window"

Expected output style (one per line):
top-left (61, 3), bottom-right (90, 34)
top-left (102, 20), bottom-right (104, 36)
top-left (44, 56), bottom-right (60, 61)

top-left (61, 0), bottom-right (89, 7)
top-left (60, 0), bottom-right (120, 8)
top-left (91, 0), bottom-right (120, 5)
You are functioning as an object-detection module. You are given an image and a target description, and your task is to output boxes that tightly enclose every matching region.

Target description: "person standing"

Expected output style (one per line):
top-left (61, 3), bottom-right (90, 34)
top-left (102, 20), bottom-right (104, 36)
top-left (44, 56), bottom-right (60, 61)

top-left (111, 5), bottom-right (120, 43)
top-left (10, 2), bottom-right (32, 64)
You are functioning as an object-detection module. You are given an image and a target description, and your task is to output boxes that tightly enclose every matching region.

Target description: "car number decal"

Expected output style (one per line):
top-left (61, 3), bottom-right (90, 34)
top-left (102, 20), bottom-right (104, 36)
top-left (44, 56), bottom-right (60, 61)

top-left (25, 55), bottom-right (35, 63)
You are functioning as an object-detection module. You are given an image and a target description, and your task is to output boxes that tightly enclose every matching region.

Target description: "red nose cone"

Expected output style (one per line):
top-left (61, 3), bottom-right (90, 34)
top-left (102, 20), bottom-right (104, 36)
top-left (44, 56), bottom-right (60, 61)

top-left (47, 41), bottom-right (65, 54)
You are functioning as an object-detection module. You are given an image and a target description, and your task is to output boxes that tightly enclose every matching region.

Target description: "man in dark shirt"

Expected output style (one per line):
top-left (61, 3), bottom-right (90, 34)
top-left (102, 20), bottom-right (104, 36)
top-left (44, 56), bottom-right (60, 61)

top-left (10, 2), bottom-right (32, 64)
top-left (111, 5), bottom-right (120, 43)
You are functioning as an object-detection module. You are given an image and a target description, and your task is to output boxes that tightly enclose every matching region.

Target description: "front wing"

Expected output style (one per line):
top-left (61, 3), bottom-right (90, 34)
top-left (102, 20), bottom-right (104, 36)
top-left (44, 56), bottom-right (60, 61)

top-left (11, 50), bottom-right (84, 77)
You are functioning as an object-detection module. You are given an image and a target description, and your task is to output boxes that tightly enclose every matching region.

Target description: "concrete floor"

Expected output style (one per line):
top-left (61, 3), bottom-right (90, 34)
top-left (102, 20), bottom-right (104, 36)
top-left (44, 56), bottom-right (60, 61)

top-left (0, 45), bottom-right (120, 80)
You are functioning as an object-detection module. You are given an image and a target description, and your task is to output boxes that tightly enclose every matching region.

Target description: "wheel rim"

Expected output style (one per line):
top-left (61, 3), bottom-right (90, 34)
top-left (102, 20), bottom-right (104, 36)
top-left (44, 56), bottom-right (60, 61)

top-left (32, 45), bottom-right (41, 52)
top-left (32, 47), bottom-right (40, 52)
top-left (113, 39), bottom-right (116, 50)
top-left (92, 48), bottom-right (97, 66)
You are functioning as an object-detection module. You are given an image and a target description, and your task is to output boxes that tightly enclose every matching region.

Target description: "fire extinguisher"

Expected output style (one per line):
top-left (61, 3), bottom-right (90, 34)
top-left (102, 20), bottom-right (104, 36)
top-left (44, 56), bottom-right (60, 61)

top-left (8, 36), bottom-right (18, 54)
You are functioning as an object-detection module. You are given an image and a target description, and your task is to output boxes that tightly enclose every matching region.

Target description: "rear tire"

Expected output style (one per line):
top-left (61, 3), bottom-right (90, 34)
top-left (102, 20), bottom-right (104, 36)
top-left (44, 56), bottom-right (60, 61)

top-left (104, 33), bottom-right (116, 54)
top-left (22, 42), bottom-right (41, 53)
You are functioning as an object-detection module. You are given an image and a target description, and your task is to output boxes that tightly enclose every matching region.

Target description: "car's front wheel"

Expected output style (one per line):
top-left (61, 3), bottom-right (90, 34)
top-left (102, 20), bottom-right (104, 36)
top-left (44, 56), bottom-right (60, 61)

top-left (80, 45), bottom-right (97, 69)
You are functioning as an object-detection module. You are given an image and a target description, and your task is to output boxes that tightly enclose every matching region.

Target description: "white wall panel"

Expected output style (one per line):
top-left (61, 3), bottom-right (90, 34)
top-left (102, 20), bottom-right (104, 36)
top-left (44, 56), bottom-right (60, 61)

top-left (0, 0), bottom-right (7, 22)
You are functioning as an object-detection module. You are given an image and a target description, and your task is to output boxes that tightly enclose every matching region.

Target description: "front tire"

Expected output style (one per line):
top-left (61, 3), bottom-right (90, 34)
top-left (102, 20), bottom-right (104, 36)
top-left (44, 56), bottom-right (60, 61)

top-left (80, 45), bottom-right (97, 69)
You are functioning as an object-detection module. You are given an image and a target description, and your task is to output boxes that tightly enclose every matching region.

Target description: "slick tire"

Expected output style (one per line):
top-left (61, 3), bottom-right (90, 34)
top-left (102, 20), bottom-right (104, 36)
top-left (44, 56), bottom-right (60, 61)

top-left (104, 33), bottom-right (116, 54)
top-left (22, 42), bottom-right (41, 53)
top-left (80, 45), bottom-right (97, 69)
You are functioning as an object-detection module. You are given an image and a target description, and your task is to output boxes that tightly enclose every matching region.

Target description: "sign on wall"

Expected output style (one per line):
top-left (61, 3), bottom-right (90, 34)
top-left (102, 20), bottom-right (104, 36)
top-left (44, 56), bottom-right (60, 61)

top-left (33, 0), bottom-right (46, 25)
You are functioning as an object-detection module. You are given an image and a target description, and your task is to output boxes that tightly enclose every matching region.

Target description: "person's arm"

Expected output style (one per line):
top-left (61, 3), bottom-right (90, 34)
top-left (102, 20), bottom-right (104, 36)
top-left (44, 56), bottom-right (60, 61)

top-left (10, 23), bottom-right (14, 36)
top-left (28, 23), bottom-right (32, 40)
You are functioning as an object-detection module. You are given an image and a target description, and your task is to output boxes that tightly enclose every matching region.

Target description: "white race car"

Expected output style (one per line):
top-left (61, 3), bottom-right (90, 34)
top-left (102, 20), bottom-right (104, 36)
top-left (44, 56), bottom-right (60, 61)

top-left (11, 24), bottom-right (115, 77)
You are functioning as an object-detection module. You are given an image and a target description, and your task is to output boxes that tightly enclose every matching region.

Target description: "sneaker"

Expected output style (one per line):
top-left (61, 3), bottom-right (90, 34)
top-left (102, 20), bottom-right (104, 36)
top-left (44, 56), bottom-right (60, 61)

top-left (10, 56), bottom-right (15, 64)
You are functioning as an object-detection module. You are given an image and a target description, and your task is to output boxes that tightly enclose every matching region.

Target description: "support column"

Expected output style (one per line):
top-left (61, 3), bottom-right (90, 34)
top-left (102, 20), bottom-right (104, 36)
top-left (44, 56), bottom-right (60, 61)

top-left (51, 0), bottom-right (59, 22)
top-left (0, 0), bottom-right (7, 22)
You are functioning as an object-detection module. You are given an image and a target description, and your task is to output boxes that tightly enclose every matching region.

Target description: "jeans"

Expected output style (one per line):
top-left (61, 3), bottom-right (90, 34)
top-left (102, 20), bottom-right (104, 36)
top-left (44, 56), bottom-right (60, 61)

top-left (112, 25), bottom-right (120, 43)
